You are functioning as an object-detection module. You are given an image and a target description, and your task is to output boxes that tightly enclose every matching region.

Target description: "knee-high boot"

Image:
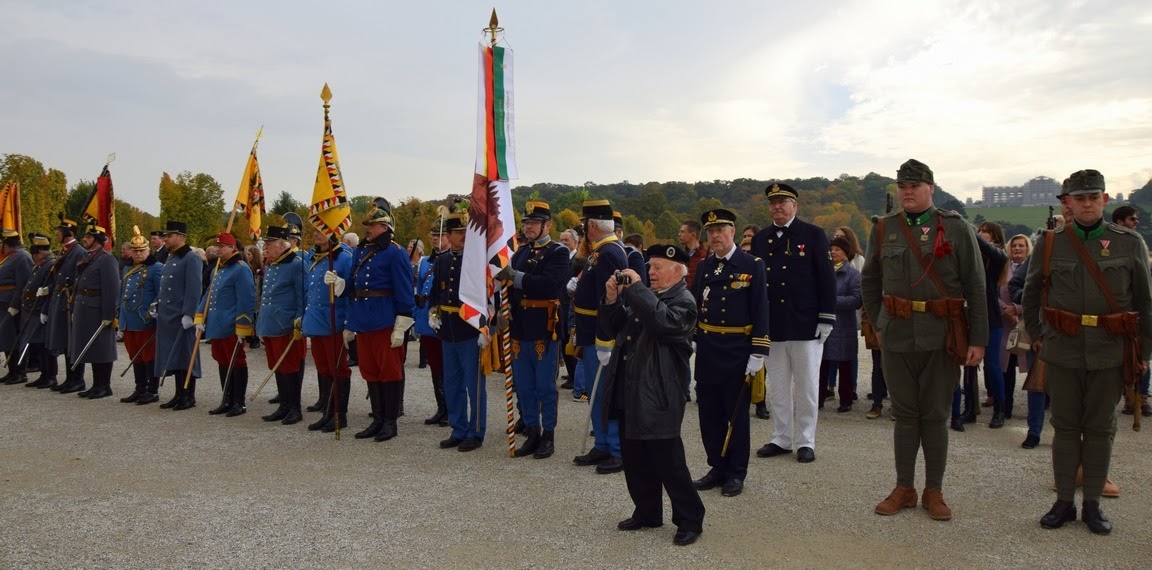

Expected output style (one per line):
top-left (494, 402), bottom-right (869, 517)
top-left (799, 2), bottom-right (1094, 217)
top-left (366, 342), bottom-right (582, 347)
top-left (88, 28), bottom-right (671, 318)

top-left (425, 371), bottom-right (448, 426)
top-left (121, 362), bottom-right (148, 403)
top-left (308, 375), bottom-right (334, 430)
top-left (355, 382), bottom-right (384, 439)
top-left (281, 371), bottom-right (304, 425)
top-left (137, 369), bottom-right (160, 404)
top-left (226, 367), bottom-right (248, 416)
top-left (375, 382), bottom-right (400, 442)
top-left (321, 377), bottom-right (351, 433)
top-left (160, 372), bottom-right (184, 408)
top-left (308, 373), bottom-right (330, 412)
top-left (209, 365), bottom-right (233, 415)
top-left (84, 363), bottom-right (113, 399)
top-left (262, 373), bottom-right (290, 421)
top-left (174, 376), bottom-right (197, 410)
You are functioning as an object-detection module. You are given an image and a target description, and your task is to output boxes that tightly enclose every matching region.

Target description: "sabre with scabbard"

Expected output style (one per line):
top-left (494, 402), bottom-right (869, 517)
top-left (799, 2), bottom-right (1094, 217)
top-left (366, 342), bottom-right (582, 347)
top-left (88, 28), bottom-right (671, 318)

top-left (722, 374), bottom-right (754, 457)
top-left (71, 320), bottom-right (112, 371)
top-left (249, 333), bottom-right (299, 401)
top-left (5, 307), bottom-right (37, 368)
top-left (118, 330), bottom-right (157, 377)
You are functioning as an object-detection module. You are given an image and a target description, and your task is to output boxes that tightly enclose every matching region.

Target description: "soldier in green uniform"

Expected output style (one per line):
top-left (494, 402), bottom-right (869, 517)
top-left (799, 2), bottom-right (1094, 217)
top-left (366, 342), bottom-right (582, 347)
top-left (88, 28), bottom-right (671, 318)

top-left (861, 159), bottom-right (988, 522)
top-left (1022, 169), bottom-right (1152, 535)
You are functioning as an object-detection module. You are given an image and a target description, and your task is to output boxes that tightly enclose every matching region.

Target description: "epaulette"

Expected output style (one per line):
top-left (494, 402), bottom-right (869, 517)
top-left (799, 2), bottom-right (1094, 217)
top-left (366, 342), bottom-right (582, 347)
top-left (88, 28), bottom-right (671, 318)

top-left (1101, 219), bottom-right (1138, 234)
top-left (753, 256), bottom-right (763, 263)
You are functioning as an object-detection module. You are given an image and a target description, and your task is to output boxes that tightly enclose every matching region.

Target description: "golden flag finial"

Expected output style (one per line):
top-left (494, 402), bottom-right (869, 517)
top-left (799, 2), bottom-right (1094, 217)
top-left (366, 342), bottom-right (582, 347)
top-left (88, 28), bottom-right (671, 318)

top-left (486, 9), bottom-right (503, 46)
top-left (321, 83), bottom-right (332, 105)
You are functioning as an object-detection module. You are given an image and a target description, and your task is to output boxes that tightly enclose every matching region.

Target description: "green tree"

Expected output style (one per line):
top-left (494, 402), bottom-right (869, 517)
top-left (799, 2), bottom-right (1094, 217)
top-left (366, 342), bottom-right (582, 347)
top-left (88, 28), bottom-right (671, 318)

top-left (653, 210), bottom-right (681, 241)
top-left (0, 153), bottom-right (68, 237)
top-left (270, 191), bottom-right (304, 215)
top-left (158, 171), bottom-right (225, 246)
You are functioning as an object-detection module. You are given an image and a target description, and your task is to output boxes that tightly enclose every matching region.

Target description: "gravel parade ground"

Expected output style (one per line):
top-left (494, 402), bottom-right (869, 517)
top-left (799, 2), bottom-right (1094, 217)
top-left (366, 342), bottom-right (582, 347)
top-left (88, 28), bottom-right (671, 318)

top-left (1, 341), bottom-right (1148, 569)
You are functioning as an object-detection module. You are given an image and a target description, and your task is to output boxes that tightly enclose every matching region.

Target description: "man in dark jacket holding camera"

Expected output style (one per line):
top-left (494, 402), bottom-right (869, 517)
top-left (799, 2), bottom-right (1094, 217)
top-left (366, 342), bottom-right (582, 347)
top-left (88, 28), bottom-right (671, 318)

top-left (599, 244), bottom-right (705, 546)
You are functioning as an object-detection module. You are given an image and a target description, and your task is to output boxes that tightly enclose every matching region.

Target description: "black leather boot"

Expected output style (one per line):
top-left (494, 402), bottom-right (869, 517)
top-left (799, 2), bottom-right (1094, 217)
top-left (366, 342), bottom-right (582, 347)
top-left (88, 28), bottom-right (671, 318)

top-left (321, 377), bottom-right (351, 433)
top-left (62, 362), bottom-right (87, 395)
top-left (121, 363), bottom-right (147, 403)
top-left (755, 402), bottom-right (771, 419)
top-left (281, 371), bottom-right (304, 425)
top-left (226, 367), bottom-right (248, 417)
top-left (174, 376), bottom-right (197, 410)
top-left (533, 429), bottom-right (555, 459)
top-left (209, 365), bottom-right (232, 415)
top-left (160, 374), bottom-right (184, 408)
top-left (355, 382), bottom-right (384, 439)
top-left (515, 426), bottom-right (542, 457)
top-left (308, 376), bottom-right (335, 430)
top-left (374, 382), bottom-right (399, 442)
top-left (1040, 500), bottom-right (1076, 529)
top-left (137, 374), bottom-right (160, 404)
top-left (1082, 501), bottom-right (1112, 535)
top-left (989, 400), bottom-right (1005, 429)
top-left (424, 371), bottom-right (448, 425)
top-left (263, 373), bottom-right (290, 421)
top-left (307, 374), bottom-right (330, 412)
top-left (84, 363), bottom-right (113, 399)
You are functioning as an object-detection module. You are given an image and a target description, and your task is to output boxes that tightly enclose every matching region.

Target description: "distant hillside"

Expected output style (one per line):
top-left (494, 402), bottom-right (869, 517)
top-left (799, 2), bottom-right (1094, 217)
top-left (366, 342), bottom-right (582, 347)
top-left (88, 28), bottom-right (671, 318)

top-left (967, 206), bottom-right (1054, 233)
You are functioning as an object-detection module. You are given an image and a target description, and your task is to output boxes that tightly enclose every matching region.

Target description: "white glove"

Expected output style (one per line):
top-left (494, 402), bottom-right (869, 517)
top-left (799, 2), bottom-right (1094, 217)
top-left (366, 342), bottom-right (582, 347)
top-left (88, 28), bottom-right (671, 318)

top-left (343, 329), bottom-right (355, 346)
top-left (391, 315), bottom-right (414, 348)
top-left (40, 314), bottom-right (48, 324)
top-left (566, 277), bottom-right (578, 296)
top-left (691, 341), bottom-right (697, 353)
top-left (745, 354), bottom-right (765, 375)
top-left (195, 323), bottom-right (206, 334)
top-left (596, 347), bottom-right (611, 367)
top-left (7, 307), bottom-right (17, 317)
top-left (36, 286), bottom-right (50, 297)
top-left (181, 315), bottom-right (194, 329)
top-left (816, 323), bottom-right (834, 344)
top-left (148, 302), bottom-right (158, 319)
top-left (478, 333), bottom-right (490, 349)
top-left (428, 310), bottom-right (442, 332)
top-left (323, 270), bottom-right (346, 296)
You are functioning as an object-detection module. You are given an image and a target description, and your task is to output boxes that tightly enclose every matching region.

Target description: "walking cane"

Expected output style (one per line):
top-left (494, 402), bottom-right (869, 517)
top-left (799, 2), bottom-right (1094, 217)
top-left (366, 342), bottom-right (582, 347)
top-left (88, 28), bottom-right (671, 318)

top-left (721, 375), bottom-right (753, 457)
top-left (118, 331), bottom-right (158, 377)
top-left (220, 337), bottom-right (243, 403)
top-left (249, 335), bottom-right (299, 401)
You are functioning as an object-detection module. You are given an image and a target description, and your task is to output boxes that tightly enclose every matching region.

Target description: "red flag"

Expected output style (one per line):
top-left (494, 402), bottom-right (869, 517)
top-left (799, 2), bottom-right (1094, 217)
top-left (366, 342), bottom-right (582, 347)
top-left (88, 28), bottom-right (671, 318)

top-left (80, 165), bottom-right (116, 251)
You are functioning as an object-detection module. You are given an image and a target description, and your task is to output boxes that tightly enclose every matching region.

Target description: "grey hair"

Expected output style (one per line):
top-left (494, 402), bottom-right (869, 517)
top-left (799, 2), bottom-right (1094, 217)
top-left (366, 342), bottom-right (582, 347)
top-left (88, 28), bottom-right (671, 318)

top-left (589, 219), bottom-right (614, 234)
top-left (342, 232), bottom-right (360, 246)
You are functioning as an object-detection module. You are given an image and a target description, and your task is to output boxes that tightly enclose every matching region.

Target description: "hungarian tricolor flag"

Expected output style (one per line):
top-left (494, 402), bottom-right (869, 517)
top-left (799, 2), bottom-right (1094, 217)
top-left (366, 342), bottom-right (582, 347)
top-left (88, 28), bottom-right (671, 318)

top-left (309, 83), bottom-right (352, 242)
top-left (80, 165), bottom-right (116, 250)
top-left (235, 136), bottom-right (266, 242)
top-left (459, 43), bottom-right (518, 331)
top-left (0, 179), bottom-right (20, 237)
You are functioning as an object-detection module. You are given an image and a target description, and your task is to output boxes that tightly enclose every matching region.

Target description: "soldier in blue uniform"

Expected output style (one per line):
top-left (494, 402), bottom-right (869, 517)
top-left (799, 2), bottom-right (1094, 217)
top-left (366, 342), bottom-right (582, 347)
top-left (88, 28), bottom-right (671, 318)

top-left (0, 229), bottom-right (33, 383)
top-left (413, 223), bottom-right (447, 426)
top-left (15, 235), bottom-right (55, 387)
top-left (154, 221), bottom-right (204, 410)
top-left (429, 213), bottom-right (486, 451)
top-left (572, 199), bottom-right (628, 474)
top-left (751, 182), bottom-right (837, 464)
top-left (689, 209), bottom-right (770, 497)
top-left (303, 228), bottom-right (354, 433)
top-left (117, 227), bottom-right (163, 403)
top-left (42, 215), bottom-right (88, 393)
top-left (495, 200), bottom-right (569, 459)
top-left (195, 232), bottom-right (255, 417)
top-left (346, 197), bottom-right (415, 442)
top-left (0, 231), bottom-right (29, 378)
top-left (614, 211), bottom-right (649, 287)
top-left (257, 224), bottom-right (306, 425)
top-left (70, 225), bottom-right (121, 400)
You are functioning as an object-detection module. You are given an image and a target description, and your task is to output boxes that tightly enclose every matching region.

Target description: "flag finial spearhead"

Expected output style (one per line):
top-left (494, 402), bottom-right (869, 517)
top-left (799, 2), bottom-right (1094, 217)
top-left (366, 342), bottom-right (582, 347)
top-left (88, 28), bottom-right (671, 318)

top-left (320, 83), bottom-right (332, 105)
top-left (486, 9), bottom-right (503, 46)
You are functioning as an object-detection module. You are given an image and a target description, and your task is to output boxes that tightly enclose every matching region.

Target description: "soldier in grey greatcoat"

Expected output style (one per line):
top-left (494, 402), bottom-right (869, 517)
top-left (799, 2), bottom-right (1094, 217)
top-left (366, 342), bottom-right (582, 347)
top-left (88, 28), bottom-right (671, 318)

top-left (13, 234), bottom-right (55, 387)
top-left (0, 230), bottom-right (34, 383)
top-left (154, 221), bottom-right (204, 411)
top-left (42, 215), bottom-right (88, 394)
top-left (70, 225), bottom-right (121, 399)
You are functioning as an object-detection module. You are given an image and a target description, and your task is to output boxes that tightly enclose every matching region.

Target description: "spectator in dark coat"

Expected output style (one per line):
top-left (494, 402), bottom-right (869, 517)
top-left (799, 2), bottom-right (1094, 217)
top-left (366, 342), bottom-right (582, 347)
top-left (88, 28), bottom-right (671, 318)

top-left (819, 236), bottom-right (862, 412)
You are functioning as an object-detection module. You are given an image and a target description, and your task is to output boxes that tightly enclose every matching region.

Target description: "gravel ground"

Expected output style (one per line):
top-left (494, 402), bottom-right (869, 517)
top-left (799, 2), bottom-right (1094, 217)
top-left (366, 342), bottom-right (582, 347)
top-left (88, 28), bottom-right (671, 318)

top-left (1, 340), bottom-right (1149, 569)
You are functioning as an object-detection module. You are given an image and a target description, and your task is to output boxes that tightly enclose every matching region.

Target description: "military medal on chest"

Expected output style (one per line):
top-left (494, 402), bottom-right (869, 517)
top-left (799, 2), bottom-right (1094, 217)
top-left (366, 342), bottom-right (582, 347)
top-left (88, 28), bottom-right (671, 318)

top-left (713, 261), bottom-right (725, 276)
top-left (797, 244), bottom-right (806, 257)
top-left (921, 227), bottom-right (931, 242)
top-left (1100, 240), bottom-right (1110, 257)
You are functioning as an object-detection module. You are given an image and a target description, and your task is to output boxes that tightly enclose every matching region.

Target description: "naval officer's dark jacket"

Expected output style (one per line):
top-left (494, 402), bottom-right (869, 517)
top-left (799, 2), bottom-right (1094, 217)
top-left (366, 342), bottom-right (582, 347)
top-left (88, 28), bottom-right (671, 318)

top-left (431, 248), bottom-right (478, 343)
top-left (750, 217), bottom-right (836, 341)
top-left (691, 245), bottom-right (770, 383)
top-left (69, 246), bottom-right (120, 364)
top-left (574, 234), bottom-right (628, 349)
top-left (154, 244), bottom-right (203, 377)
top-left (42, 240), bottom-right (86, 354)
top-left (507, 237), bottom-right (569, 342)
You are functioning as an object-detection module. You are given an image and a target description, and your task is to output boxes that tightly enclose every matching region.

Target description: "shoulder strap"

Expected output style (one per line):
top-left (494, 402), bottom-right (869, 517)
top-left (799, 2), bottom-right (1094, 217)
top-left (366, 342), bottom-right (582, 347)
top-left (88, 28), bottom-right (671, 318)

top-left (895, 214), bottom-right (948, 297)
top-left (1041, 230), bottom-right (1054, 309)
top-left (1062, 228), bottom-right (1120, 313)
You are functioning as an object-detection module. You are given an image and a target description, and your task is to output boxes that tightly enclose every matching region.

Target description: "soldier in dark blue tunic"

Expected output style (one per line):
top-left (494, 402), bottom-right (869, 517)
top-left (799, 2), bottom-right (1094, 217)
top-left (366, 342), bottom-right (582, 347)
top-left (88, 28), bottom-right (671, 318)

top-left (117, 227), bottom-right (163, 403)
top-left (496, 200), bottom-right (569, 458)
top-left (43, 215), bottom-right (87, 393)
top-left (70, 225), bottom-right (121, 400)
top-left (1, 230), bottom-right (33, 384)
top-left (154, 221), bottom-right (204, 410)
top-left (196, 232), bottom-right (255, 417)
top-left (571, 199), bottom-right (628, 474)
top-left (690, 209), bottom-right (770, 498)
top-left (14, 235), bottom-right (55, 387)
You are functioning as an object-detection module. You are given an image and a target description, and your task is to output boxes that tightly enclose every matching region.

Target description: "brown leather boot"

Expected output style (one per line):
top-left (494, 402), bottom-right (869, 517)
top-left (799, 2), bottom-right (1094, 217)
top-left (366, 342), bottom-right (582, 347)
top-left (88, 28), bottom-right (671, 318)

top-left (921, 488), bottom-right (952, 521)
top-left (874, 486), bottom-right (918, 515)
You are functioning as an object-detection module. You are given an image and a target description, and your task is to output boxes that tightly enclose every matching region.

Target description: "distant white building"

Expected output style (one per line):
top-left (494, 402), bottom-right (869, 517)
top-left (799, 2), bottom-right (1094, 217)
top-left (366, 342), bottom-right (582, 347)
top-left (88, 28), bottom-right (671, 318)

top-left (982, 176), bottom-right (1061, 206)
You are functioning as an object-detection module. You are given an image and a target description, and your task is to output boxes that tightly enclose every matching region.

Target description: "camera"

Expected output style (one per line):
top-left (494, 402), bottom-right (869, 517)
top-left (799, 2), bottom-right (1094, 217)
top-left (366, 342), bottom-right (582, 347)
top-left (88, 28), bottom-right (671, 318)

top-left (614, 270), bottom-right (631, 286)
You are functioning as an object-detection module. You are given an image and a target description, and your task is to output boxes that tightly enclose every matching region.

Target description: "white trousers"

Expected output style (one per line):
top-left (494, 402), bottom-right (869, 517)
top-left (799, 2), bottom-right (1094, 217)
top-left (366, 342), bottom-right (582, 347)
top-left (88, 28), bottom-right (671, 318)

top-left (766, 339), bottom-right (822, 450)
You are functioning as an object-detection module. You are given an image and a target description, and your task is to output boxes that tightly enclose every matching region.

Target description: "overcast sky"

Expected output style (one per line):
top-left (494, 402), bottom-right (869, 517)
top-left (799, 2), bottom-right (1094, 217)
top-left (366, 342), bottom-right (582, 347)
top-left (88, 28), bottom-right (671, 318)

top-left (2, 0), bottom-right (1150, 216)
